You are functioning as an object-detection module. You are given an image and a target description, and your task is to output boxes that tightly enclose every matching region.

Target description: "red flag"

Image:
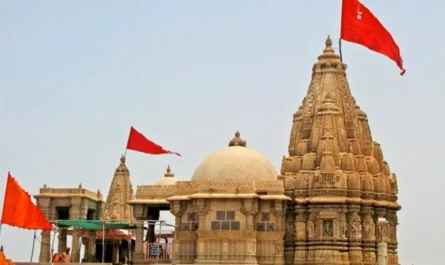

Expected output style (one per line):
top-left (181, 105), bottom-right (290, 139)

top-left (341, 0), bottom-right (405, 75)
top-left (126, 127), bottom-right (181, 156)
top-left (1, 172), bottom-right (52, 231)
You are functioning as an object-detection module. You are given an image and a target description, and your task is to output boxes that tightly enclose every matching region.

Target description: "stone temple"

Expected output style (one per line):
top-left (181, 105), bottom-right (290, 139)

top-left (34, 36), bottom-right (401, 265)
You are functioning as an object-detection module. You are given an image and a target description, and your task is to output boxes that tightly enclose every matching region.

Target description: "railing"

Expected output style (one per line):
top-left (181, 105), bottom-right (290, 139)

top-left (143, 242), bottom-right (172, 262)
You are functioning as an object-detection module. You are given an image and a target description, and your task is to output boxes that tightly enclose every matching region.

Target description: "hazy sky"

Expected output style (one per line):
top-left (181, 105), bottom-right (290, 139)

top-left (0, 0), bottom-right (443, 264)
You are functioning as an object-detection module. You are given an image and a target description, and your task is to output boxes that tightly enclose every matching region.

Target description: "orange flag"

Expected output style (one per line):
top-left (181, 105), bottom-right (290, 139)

top-left (1, 172), bottom-right (52, 231)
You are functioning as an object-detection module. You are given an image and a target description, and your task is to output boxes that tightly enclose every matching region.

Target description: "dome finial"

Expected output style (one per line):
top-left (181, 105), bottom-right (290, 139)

top-left (325, 35), bottom-right (332, 48)
top-left (164, 165), bottom-right (174, 177)
top-left (229, 131), bottom-right (247, 147)
top-left (120, 155), bottom-right (126, 164)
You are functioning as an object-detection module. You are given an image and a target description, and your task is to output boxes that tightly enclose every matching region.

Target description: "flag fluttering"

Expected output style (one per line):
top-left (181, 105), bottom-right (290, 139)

top-left (126, 127), bottom-right (181, 156)
top-left (341, 0), bottom-right (405, 75)
top-left (1, 172), bottom-right (52, 231)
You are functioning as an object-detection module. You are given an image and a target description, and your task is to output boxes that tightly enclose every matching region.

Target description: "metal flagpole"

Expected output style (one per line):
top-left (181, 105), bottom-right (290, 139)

top-left (339, 38), bottom-right (343, 62)
top-left (30, 231), bottom-right (37, 262)
top-left (156, 220), bottom-right (162, 264)
top-left (102, 222), bottom-right (105, 263)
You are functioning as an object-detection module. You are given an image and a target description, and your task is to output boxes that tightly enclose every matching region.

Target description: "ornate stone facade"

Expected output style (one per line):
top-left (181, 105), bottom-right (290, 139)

top-left (281, 36), bottom-right (401, 265)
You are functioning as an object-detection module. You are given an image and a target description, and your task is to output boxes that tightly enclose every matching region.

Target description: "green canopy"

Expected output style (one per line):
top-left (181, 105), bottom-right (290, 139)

top-left (56, 220), bottom-right (132, 230)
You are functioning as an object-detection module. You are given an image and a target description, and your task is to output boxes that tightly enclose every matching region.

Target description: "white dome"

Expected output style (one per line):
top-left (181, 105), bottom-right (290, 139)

top-left (155, 166), bottom-right (177, 185)
top-left (191, 146), bottom-right (278, 181)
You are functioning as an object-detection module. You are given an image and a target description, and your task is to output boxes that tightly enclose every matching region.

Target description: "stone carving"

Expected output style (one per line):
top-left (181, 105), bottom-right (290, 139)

top-left (362, 214), bottom-right (376, 241)
top-left (350, 221), bottom-right (362, 240)
top-left (323, 220), bottom-right (333, 237)
top-left (363, 252), bottom-right (376, 264)
top-left (133, 204), bottom-right (144, 219)
top-left (378, 221), bottom-right (389, 243)
top-left (275, 243), bottom-right (284, 254)
top-left (307, 221), bottom-right (315, 239)
top-left (285, 213), bottom-right (295, 241)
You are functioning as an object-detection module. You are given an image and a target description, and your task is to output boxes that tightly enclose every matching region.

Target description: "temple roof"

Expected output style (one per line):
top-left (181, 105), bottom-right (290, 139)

top-left (191, 131), bottom-right (278, 182)
top-left (102, 155), bottom-right (134, 222)
top-left (282, 36), bottom-right (399, 205)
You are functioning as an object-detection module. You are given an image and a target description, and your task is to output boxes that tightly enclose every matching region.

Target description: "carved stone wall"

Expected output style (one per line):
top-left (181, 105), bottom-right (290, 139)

top-left (169, 196), bottom-right (287, 265)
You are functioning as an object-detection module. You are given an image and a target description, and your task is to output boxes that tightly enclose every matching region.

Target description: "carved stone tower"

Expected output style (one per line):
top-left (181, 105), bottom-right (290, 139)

top-left (282, 36), bottom-right (401, 265)
top-left (103, 155), bottom-right (134, 222)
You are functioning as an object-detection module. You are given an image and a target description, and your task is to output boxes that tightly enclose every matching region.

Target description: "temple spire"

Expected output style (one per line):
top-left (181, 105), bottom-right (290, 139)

top-left (102, 156), bottom-right (134, 222)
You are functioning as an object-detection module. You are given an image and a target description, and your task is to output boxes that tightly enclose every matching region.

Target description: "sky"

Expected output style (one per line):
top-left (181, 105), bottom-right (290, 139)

top-left (0, 0), bottom-right (444, 264)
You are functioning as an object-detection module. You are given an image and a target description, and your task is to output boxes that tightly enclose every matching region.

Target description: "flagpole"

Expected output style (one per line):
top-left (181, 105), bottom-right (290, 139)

top-left (124, 126), bottom-right (132, 158)
top-left (30, 230), bottom-right (37, 262)
top-left (50, 227), bottom-right (57, 263)
top-left (1, 172), bottom-right (10, 241)
top-left (339, 38), bottom-right (343, 62)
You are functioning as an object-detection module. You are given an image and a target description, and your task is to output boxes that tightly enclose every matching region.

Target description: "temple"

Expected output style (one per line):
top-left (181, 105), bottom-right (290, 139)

top-left (34, 36), bottom-right (401, 265)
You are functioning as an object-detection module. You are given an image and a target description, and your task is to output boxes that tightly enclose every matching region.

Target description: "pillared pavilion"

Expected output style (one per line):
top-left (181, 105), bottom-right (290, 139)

top-left (35, 36), bottom-right (401, 265)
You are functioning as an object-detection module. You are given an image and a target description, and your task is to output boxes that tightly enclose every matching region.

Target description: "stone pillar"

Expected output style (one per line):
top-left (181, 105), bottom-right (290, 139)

top-left (170, 200), bottom-right (186, 265)
top-left (82, 237), bottom-right (89, 261)
top-left (361, 205), bottom-right (376, 265)
top-left (87, 230), bottom-right (97, 262)
top-left (194, 199), bottom-right (210, 264)
top-left (112, 241), bottom-right (120, 264)
top-left (69, 197), bottom-right (83, 262)
top-left (377, 243), bottom-right (388, 265)
top-left (39, 231), bottom-right (51, 262)
top-left (195, 199), bottom-right (208, 231)
top-left (241, 198), bottom-right (258, 231)
top-left (272, 200), bottom-right (286, 265)
top-left (347, 205), bottom-right (363, 265)
top-left (71, 228), bottom-right (81, 262)
top-left (37, 198), bottom-right (52, 262)
top-left (240, 198), bottom-right (258, 264)
top-left (57, 229), bottom-right (68, 254)
top-left (284, 202), bottom-right (295, 265)
top-left (377, 216), bottom-right (389, 265)
top-left (386, 210), bottom-right (399, 265)
top-left (134, 222), bottom-right (144, 260)
top-left (294, 205), bottom-right (307, 265)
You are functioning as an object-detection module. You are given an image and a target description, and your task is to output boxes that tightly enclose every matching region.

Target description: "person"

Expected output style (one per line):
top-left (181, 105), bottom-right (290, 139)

top-left (61, 247), bottom-right (71, 263)
top-left (52, 253), bottom-right (63, 263)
